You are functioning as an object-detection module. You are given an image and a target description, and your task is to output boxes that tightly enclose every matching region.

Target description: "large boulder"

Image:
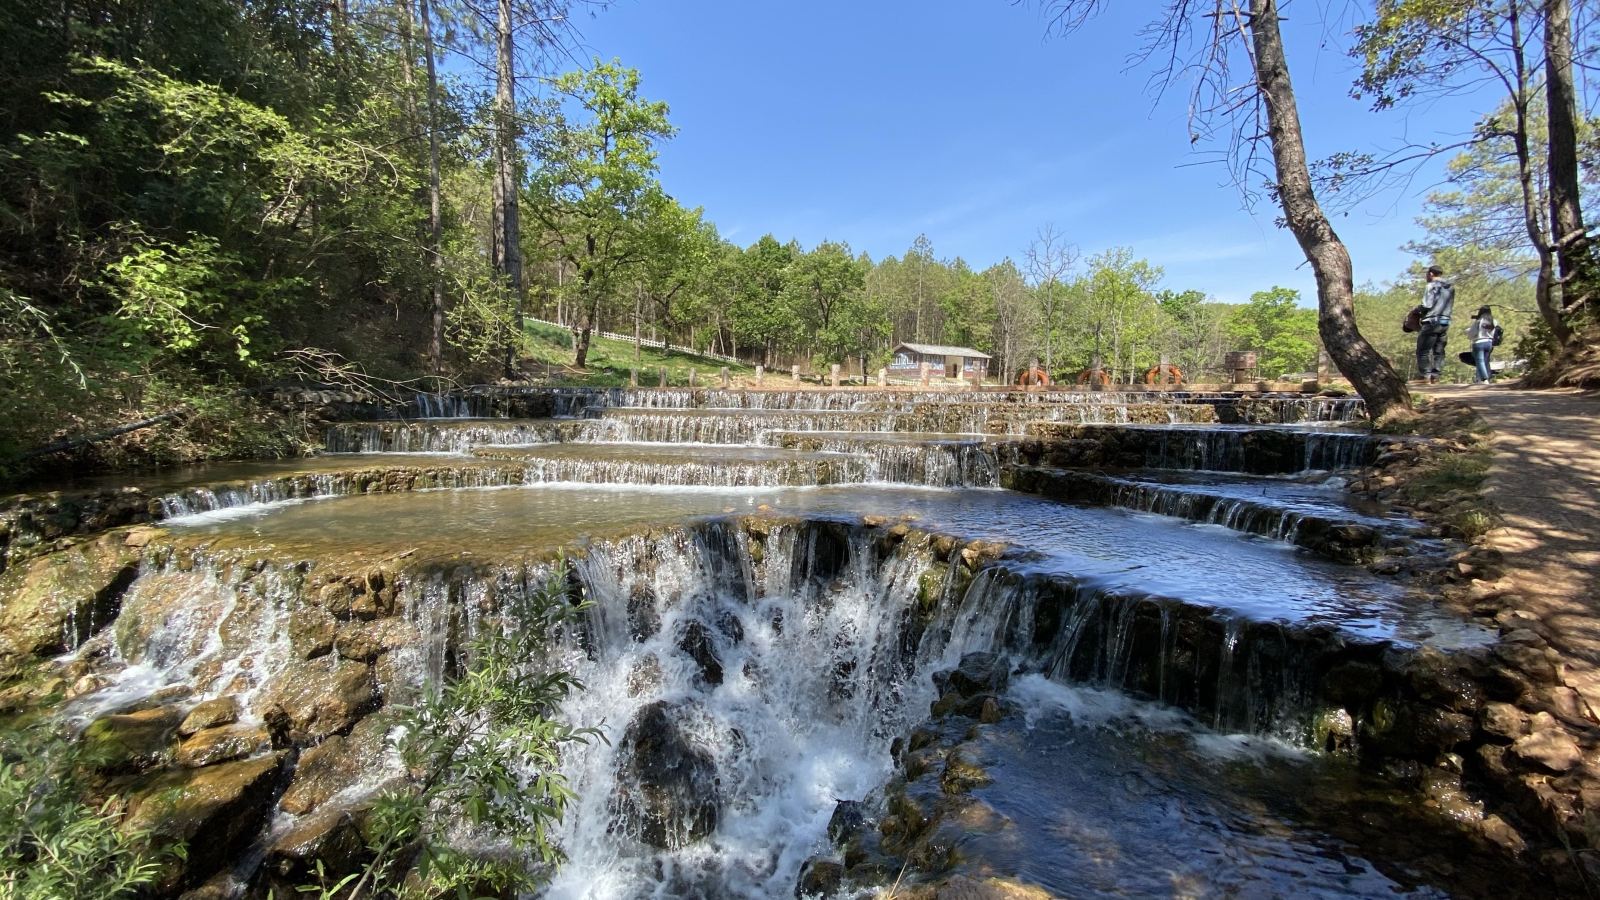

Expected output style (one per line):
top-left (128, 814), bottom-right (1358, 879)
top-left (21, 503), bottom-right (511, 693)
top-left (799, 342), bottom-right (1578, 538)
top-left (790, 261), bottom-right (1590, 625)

top-left (257, 659), bottom-right (375, 744)
top-left (279, 715), bottom-right (393, 816)
top-left (125, 753), bottom-right (287, 892)
top-left (262, 804), bottom-right (373, 888)
top-left (0, 534), bottom-right (138, 663)
top-left (178, 697), bottom-right (240, 737)
top-left (610, 701), bottom-right (721, 849)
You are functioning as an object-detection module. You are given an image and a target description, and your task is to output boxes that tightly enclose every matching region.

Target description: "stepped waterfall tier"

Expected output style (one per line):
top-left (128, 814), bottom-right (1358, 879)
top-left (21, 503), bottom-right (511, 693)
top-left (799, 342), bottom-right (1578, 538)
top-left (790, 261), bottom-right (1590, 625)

top-left (0, 386), bottom-right (1552, 898)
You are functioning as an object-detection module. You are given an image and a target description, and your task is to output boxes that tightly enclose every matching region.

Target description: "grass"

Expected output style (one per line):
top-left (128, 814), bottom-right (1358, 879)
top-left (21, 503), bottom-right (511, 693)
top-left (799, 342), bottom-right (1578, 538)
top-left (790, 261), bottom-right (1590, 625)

top-left (522, 322), bottom-right (757, 387)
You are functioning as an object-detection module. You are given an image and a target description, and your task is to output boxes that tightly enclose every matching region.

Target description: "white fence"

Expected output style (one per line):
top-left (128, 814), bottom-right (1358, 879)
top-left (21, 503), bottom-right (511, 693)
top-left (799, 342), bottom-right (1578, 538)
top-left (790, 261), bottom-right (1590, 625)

top-left (527, 317), bottom-right (744, 366)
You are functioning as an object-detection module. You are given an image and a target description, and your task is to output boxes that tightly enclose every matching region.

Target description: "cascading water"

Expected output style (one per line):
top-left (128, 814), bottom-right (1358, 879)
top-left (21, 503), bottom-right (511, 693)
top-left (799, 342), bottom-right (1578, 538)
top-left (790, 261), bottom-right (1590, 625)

top-left (324, 420), bottom-right (566, 453)
top-left (21, 379), bottom-right (1525, 898)
top-left (542, 522), bottom-right (941, 898)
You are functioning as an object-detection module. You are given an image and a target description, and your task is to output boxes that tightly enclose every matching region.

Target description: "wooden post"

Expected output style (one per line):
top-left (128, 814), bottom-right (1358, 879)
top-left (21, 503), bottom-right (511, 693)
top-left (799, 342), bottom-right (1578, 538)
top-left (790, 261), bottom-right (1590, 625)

top-left (830, 363), bottom-right (840, 388)
top-left (791, 365), bottom-right (800, 383)
top-left (877, 367), bottom-right (887, 387)
top-left (755, 365), bottom-right (765, 386)
top-left (919, 362), bottom-right (930, 387)
top-left (720, 367), bottom-right (730, 389)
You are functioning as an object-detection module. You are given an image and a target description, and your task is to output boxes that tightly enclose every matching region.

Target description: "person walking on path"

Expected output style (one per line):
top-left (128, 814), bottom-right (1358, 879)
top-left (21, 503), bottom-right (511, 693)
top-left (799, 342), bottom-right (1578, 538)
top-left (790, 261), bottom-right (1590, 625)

top-left (1465, 305), bottom-right (1500, 383)
top-left (1415, 265), bottom-right (1455, 383)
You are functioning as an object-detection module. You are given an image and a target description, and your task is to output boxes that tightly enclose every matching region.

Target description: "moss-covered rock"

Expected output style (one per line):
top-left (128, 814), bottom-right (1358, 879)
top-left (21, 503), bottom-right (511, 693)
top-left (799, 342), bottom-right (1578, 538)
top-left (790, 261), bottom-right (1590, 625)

top-left (0, 534), bottom-right (138, 664)
top-left (124, 752), bottom-right (287, 892)
top-left (82, 705), bottom-right (182, 774)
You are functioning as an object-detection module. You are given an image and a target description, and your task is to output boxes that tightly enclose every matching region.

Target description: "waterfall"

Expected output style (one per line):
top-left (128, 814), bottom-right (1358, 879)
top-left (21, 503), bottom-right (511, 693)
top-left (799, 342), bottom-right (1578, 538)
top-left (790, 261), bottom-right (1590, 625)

top-left (526, 518), bottom-right (1403, 896)
top-left (324, 420), bottom-right (566, 453)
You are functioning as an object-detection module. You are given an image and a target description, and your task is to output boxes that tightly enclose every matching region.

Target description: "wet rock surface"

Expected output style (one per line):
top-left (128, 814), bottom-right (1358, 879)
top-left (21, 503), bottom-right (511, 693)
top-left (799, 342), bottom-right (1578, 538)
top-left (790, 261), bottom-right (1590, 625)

top-left (124, 753), bottom-right (287, 892)
top-left (0, 533), bottom-right (138, 667)
top-left (610, 700), bottom-right (721, 850)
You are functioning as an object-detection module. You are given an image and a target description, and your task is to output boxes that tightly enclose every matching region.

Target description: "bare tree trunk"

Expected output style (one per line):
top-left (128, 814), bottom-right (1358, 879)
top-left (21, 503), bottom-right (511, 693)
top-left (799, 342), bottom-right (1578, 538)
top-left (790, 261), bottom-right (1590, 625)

top-left (1508, 6), bottom-right (1573, 344)
top-left (1544, 0), bottom-right (1593, 318)
top-left (491, 0), bottom-right (524, 377)
top-left (418, 0), bottom-right (446, 372)
top-left (1248, 0), bottom-right (1409, 419)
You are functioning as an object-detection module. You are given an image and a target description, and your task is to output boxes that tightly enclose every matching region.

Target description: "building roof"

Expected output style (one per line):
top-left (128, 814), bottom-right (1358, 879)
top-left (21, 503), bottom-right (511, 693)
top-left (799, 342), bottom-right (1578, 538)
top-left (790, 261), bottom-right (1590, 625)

top-left (895, 342), bottom-right (992, 360)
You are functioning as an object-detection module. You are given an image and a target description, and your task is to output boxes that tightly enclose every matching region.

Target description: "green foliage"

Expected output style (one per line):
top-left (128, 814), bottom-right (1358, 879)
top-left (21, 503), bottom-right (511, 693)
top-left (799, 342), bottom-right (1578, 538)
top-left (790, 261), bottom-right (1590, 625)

top-left (330, 562), bottom-right (599, 897)
top-left (529, 58), bottom-right (675, 366)
top-left (1227, 287), bottom-right (1321, 377)
top-left (0, 725), bottom-right (171, 899)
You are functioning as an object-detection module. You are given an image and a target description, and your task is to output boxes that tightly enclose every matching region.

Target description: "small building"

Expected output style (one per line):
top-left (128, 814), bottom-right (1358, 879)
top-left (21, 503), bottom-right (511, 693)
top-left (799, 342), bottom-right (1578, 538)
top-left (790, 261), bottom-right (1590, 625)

top-left (887, 343), bottom-right (991, 380)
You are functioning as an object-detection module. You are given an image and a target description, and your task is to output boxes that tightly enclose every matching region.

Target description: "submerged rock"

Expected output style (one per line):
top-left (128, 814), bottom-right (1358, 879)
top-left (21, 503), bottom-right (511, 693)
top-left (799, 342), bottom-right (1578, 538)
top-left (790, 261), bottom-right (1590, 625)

top-left (934, 652), bottom-right (1010, 701)
top-left (611, 700), bottom-right (720, 849)
top-left (678, 620), bottom-right (723, 686)
top-left (795, 858), bottom-right (846, 899)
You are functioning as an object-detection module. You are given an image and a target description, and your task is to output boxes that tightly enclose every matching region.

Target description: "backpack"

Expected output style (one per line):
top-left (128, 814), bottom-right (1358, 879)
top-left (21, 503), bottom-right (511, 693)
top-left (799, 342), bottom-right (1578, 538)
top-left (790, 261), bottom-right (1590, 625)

top-left (1492, 324), bottom-right (1504, 347)
top-left (1402, 305), bottom-right (1423, 333)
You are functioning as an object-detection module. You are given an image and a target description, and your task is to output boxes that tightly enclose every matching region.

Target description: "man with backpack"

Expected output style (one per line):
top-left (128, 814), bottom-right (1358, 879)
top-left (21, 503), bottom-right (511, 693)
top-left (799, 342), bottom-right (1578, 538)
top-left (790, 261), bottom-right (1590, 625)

top-left (1414, 265), bottom-right (1454, 384)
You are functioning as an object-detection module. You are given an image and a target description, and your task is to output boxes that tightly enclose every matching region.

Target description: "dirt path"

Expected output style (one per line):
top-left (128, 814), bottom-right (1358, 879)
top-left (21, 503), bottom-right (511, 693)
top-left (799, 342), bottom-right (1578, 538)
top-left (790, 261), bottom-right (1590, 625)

top-left (1428, 384), bottom-right (1600, 717)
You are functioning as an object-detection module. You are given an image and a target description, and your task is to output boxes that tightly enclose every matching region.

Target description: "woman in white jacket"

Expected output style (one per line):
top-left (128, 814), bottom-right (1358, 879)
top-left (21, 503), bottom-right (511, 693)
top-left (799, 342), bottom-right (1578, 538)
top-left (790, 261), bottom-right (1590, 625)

top-left (1464, 306), bottom-right (1499, 383)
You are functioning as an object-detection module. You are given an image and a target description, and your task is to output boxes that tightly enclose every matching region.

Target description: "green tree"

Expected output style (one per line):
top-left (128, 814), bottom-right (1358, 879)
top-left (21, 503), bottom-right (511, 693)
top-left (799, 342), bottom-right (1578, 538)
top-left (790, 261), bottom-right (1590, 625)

top-left (728, 235), bottom-right (800, 366)
top-left (528, 59), bottom-right (675, 370)
top-left (1227, 287), bottom-right (1321, 378)
top-left (1068, 248), bottom-right (1162, 381)
top-left (785, 240), bottom-right (868, 357)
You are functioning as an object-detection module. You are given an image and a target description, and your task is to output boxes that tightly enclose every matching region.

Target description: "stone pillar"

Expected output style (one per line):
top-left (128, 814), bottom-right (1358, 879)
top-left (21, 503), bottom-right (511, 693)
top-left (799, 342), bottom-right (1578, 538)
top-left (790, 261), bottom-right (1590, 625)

top-left (877, 367), bottom-right (887, 387)
top-left (629, 369), bottom-right (638, 388)
top-left (755, 365), bottom-right (765, 386)
top-left (1159, 354), bottom-right (1171, 388)
top-left (791, 365), bottom-right (801, 383)
top-left (720, 367), bottom-right (730, 389)
top-left (919, 362), bottom-right (931, 387)
top-left (688, 369), bottom-right (697, 388)
top-left (830, 363), bottom-right (840, 388)
top-left (658, 367), bottom-right (667, 388)
top-left (1317, 349), bottom-right (1331, 382)
top-left (1090, 355), bottom-right (1104, 393)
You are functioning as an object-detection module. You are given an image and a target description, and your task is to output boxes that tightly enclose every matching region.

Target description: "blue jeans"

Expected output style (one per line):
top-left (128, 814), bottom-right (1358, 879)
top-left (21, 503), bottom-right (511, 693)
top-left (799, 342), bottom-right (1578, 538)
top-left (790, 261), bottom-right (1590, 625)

top-left (1415, 319), bottom-right (1450, 376)
top-left (1473, 344), bottom-right (1494, 382)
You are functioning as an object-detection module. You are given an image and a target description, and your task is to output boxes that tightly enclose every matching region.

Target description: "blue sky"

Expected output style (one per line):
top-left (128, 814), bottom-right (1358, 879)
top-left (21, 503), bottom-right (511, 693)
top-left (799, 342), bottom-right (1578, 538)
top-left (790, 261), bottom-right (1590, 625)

top-left (564, 1), bottom-right (1494, 304)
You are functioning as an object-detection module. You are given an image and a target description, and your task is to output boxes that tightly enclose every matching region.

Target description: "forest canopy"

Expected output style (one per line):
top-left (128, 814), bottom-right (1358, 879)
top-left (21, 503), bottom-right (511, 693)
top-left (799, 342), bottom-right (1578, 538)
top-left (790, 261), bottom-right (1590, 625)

top-left (0, 0), bottom-right (1593, 473)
